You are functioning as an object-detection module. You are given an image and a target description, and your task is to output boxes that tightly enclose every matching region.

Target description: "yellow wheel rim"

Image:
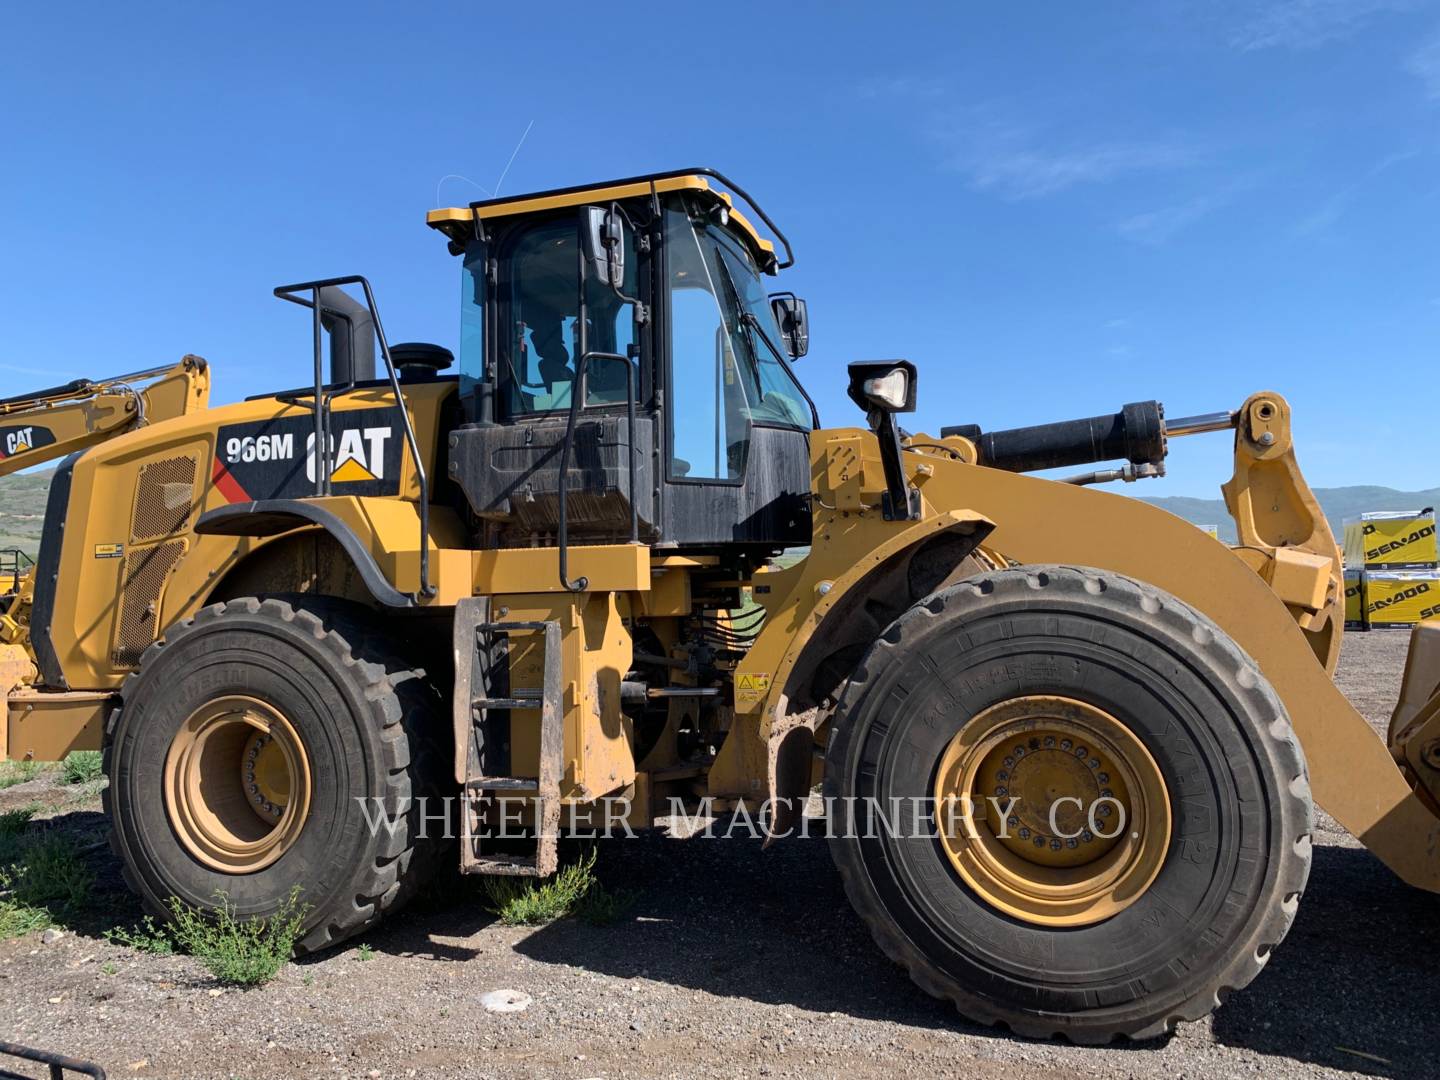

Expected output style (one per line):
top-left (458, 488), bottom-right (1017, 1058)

top-left (164, 695), bottom-right (312, 873)
top-left (934, 695), bottom-right (1171, 927)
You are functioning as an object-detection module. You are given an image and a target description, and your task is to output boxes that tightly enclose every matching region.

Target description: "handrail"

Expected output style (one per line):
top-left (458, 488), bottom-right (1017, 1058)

top-left (556, 351), bottom-right (636, 592)
top-left (272, 275), bottom-right (436, 599)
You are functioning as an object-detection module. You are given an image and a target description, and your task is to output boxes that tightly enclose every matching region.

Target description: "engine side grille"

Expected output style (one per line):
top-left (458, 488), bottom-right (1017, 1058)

top-left (131, 455), bottom-right (197, 543)
top-left (112, 539), bottom-right (186, 668)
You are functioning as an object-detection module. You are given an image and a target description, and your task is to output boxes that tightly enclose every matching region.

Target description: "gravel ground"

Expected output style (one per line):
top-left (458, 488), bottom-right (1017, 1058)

top-left (1, 629), bottom-right (1433, 1080)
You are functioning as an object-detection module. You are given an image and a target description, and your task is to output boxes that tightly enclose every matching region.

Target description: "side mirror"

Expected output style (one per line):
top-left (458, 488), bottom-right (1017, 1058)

top-left (769, 293), bottom-right (809, 359)
top-left (847, 360), bottom-right (917, 415)
top-left (581, 205), bottom-right (625, 290)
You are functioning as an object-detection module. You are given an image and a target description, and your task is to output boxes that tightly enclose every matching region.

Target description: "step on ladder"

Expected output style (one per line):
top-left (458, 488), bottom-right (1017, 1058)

top-left (452, 597), bottom-right (563, 876)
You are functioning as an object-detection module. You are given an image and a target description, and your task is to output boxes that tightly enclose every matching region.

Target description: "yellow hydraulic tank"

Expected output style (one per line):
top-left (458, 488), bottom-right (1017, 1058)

top-left (1364, 570), bottom-right (1440, 628)
top-left (1343, 510), bottom-right (1438, 570)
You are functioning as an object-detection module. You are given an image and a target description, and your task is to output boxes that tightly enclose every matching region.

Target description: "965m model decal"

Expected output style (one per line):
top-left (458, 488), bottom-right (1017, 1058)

top-left (212, 407), bottom-right (405, 501)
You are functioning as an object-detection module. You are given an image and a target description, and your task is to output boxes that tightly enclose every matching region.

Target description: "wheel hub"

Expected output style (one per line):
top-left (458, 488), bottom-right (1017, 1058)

top-left (934, 695), bottom-right (1171, 927)
top-left (164, 695), bottom-right (312, 873)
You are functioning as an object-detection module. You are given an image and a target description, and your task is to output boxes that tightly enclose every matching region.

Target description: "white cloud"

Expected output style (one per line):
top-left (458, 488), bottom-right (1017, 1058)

top-left (1229, 0), bottom-right (1413, 51)
top-left (1116, 193), bottom-right (1225, 245)
top-left (1407, 29), bottom-right (1440, 99)
top-left (930, 109), bottom-right (1200, 200)
top-left (1293, 150), bottom-right (1418, 236)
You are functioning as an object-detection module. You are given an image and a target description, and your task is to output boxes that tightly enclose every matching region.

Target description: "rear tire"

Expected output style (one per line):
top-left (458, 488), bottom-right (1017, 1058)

top-left (105, 596), bottom-right (450, 954)
top-left (824, 566), bottom-right (1312, 1042)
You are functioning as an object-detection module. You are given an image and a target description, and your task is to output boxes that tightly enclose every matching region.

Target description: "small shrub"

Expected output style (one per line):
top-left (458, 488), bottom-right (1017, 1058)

top-left (166, 888), bottom-right (308, 987)
top-left (100, 961), bottom-right (118, 976)
top-left (60, 751), bottom-right (103, 786)
top-left (354, 942), bottom-right (375, 962)
top-left (106, 915), bottom-right (175, 956)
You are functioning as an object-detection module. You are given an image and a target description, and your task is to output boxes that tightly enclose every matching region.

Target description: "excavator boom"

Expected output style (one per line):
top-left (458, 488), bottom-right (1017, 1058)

top-left (0, 355), bottom-right (210, 477)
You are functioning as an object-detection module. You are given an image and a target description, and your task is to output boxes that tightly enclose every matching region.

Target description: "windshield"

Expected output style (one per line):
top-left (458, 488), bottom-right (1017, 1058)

top-left (703, 223), bottom-right (811, 429)
top-left (666, 203), bottom-right (813, 480)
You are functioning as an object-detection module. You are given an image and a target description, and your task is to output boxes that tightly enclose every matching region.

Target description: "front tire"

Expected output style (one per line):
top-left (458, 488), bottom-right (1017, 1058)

top-left (105, 597), bottom-right (448, 953)
top-left (825, 566), bottom-right (1312, 1041)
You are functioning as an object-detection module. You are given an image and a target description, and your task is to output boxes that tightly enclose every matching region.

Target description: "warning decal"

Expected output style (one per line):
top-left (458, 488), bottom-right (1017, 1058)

top-left (736, 672), bottom-right (772, 705)
top-left (213, 407), bottom-right (405, 502)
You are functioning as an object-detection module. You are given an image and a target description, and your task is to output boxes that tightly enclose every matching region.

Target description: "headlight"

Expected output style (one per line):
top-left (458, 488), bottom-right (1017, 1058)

top-left (847, 360), bottom-right (918, 414)
top-left (863, 370), bottom-right (910, 410)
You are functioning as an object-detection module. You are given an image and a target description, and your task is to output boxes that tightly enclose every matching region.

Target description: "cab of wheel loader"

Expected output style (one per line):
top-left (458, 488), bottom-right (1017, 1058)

top-left (427, 169), bottom-right (816, 554)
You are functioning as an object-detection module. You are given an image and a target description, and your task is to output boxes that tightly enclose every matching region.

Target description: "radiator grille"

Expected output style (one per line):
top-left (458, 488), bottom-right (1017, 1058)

top-left (113, 540), bottom-right (186, 668)
top-left (131, 455), bottom-right (197, 543)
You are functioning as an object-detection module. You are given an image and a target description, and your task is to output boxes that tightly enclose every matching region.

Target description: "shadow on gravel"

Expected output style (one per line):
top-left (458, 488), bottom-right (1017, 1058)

top-left (501, 823), bottom-right (1151, 1050)
top-left (1212, 843), bottom-right (1440, 1077)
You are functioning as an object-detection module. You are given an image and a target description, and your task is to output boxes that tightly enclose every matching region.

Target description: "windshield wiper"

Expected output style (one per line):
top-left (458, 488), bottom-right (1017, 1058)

top-left (712, 252), bottom-right (821, 429)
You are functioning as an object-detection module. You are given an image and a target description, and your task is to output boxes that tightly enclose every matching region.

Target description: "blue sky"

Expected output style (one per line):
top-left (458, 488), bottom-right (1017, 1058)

top-left (2, 1), bottom-right (1437, 497)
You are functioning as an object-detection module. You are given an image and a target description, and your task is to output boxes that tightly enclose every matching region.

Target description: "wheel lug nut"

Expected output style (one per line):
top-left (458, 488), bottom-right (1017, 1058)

top-left (1097, 772), bottom-right (1109, 784)
top-left (1032, 835), bottom-right (1045, 847)
top-left (1060, 739), bottom-right (1072, 751)
top-left (1050, 839), bottom-right (1061, 851)
top-left (1101, 789), bottom-right (1114, 799)
top-left (1019, 827), bottom-right (1031, 839)
top-left (1066, 838), bottom-right (1078, 849)
top-left (994, 786), bottom-right (1008, 797)
top-left (1074, 746), bottom-right (1088, 758)
top-left (1043, 736), bottom-right (1055, 748)
top-left (1006, 815), bottom-right (1019, 827)
top-left (1089, 758), bottom-right (1100, 769)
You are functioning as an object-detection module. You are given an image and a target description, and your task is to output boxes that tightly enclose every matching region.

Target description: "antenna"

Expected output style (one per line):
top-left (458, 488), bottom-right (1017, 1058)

top-left (493, 119), bottom-right (535, 197)
top-left (435, 174), bottom-right (491, 208)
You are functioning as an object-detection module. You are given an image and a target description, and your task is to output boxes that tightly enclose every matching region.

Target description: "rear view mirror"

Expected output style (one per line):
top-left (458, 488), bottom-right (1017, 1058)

top-left (581, 205), bottom-right (625, 290)
top-left (769, 293), bottom-right (809, 359)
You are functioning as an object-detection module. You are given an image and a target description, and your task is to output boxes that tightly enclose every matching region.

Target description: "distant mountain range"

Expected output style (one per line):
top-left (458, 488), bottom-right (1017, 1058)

top-left (1140, 486), bottom-right (1439, 544)
top-left (0, 468), bottom-right (1434, 555)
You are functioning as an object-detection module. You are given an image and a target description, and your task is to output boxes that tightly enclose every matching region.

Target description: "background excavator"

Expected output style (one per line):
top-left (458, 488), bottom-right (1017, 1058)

top-left (0, 357), bottom-right (209, 691)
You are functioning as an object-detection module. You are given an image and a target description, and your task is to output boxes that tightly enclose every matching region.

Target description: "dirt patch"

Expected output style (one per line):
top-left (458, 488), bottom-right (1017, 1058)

top-left (1, 630), bottom-right (1431, 1079)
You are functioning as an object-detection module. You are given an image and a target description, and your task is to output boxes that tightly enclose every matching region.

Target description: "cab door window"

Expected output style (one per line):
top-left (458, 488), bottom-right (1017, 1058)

top-left (500, 219), bottom-right (638, 416)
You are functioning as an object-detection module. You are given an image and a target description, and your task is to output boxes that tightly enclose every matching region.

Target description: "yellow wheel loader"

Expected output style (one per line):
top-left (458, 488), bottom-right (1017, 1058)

top-left (5, 169), bottom-right (1440, 1042)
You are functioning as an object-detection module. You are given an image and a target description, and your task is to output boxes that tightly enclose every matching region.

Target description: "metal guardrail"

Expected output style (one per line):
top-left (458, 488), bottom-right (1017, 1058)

top-left (0, 1040), bottom-right (106, 1080)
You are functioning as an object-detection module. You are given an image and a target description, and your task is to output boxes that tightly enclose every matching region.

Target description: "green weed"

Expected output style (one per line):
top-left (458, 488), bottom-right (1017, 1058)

top-left (165, 888), bottom-right (308, 987)
top-left (60, 751), bottom-right (103, 786)
top-left (482, 848), bottom-right (635, 927)
top-left (106, 915), bottom-right (175, 956)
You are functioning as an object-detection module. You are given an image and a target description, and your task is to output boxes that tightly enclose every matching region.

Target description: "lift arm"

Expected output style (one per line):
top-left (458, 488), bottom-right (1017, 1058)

top-left (0, 355), bottom-right (210, 477)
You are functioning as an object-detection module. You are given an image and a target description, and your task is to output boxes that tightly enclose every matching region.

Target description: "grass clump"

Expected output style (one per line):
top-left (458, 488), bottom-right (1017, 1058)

top-left (165, 888), bottom-right (307, 987)
top-left (0, 759), bottom-right (44, 790)
top-left (0, 829), bottom-right (92, 939)
top-left (482, 848), bottom-right (636, 927)
top-left (60, 751), bottom-right (103, 786)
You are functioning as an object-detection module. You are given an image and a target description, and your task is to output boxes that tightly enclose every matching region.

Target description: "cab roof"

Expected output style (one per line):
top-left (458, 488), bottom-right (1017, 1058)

top-left (426, 168), bottom-right (790, 273)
